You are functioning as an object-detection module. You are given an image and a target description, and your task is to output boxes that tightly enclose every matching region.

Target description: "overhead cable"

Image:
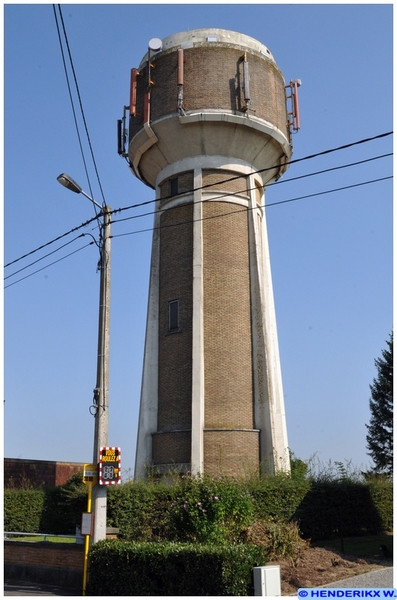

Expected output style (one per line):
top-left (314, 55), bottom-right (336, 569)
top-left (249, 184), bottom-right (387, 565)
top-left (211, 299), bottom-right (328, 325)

top-left (53, 4), bottom-right (107, 208)
top-left (4, 242), bottom-right (95, 289)
top-left (53, 5), bottom-right (94, 209)
top-left (4, 174), bottom-right (392, 289)
top-left (273, 152), bottom-right (392, 187)
top-left (110, 152), bottom-right (393, 227)
top-left (5, 132), bottom-right (393, 271)
top-left (111, 175), bottom-right (393, 240)
top-left (114, 131), bottom-right (393, 216)
top-left (4, 214), bottom-right (99, 269)
top-left (4, 234), bottom-right (100, 283)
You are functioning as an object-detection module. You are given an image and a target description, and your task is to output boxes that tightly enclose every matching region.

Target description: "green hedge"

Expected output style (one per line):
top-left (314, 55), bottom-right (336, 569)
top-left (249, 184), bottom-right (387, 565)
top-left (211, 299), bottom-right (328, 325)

top-left (4, 475), bottom-right (393, 541)
top-left (4, 489), bottom-right (45, 532)
top-left (106, 477), bottom-right (393, 542)
top-left (247, 477), bottom-right (310, 522)
top-left (4, 479), bottom-right (87, 534)
top-left (292, 481), bottom-right (387, 539)
top-left (87, 540), bottom-right (265, 596)
top-left (368, 480), bottom-right (393, 533)
top-left (41, 485), bottom-right (87, 534)
top-left (106, 481), bottom-right (173, 541)
top-left (247, 478), bottom-right (393, 540)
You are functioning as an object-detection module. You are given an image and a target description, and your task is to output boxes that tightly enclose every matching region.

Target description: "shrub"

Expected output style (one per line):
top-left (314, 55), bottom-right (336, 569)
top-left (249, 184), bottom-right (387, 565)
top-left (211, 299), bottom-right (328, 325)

top-left (247, 475), bottom-right (310, 522)
top-left (4, 467), bottom-right (392, 543)
top-left (240, 518), bottom-right (309, 560)
top-left (167, 473), bottom-right (255, 543)
top-left (87, 539), bottom-right (266, 596)
top-left (368, 480), bottom-right (393, 532)
top-left (290, 451), bottom-right (310, 481)
top-left (108, 473), bottom-right (392, 543)
top-left (41, 482), bottom-right (87, 534)
top-left (4, 474), bottom-right (87, 535)
top-left (107, 481), bottom-right (173, 541)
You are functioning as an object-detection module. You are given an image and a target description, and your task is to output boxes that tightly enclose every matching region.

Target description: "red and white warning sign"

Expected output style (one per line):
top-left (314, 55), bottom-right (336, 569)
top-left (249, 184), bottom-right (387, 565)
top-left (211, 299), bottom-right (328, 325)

top-left (99, 446), bottom-right (121, 485)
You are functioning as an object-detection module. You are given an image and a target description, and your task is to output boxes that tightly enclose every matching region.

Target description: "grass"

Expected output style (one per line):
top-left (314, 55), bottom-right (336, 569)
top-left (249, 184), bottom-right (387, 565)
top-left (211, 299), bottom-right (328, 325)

top-left (7, 535), bottom-right (78, 543)
top-left (313, 533), bottom-right (393, 559)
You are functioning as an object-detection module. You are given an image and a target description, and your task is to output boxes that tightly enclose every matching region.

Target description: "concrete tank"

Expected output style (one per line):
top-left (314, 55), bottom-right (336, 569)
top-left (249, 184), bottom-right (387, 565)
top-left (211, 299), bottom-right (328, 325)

top-left (128, 28), bottom-right (292, 189)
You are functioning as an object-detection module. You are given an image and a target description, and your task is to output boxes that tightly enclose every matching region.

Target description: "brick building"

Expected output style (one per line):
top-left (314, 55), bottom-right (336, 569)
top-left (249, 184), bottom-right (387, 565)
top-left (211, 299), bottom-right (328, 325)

top-left (120, 29), bottom-right (299, 478)
top-left (4, 458), bottom-right (84, 489)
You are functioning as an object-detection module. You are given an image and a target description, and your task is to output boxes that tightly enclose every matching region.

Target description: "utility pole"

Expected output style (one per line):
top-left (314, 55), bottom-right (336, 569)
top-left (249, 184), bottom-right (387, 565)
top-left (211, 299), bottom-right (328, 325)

top-left (91, 204), bottom-right (111, 544)
top-left (57, 174), bottom-right (112, 544)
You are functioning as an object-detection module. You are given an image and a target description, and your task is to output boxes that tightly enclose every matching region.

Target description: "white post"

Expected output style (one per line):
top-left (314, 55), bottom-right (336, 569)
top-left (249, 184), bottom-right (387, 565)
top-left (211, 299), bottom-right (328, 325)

top-left (134, 202), bottom-right (161, 480)
top-left (191, 169), bottom-right (204, 474)
top-left (253, 566), bottom-right (281, 596)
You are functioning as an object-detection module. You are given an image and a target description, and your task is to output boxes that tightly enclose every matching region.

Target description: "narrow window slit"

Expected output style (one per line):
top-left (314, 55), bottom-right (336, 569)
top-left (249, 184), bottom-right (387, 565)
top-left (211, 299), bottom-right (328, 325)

top-left (168, 300), bottom-right (180, 332)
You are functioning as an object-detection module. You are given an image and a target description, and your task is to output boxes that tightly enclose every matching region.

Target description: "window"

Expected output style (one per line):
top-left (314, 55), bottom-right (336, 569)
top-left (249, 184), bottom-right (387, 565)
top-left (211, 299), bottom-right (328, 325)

top-left (168, 300), bottom-right (180, 332)
top-left (170, 177), bottom-right (178, 196)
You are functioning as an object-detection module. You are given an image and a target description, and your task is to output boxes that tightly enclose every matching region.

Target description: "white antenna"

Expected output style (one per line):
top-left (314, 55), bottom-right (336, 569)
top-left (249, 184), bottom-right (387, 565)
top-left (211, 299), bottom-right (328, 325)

top-left (148, 38), bottom-right (162, 52)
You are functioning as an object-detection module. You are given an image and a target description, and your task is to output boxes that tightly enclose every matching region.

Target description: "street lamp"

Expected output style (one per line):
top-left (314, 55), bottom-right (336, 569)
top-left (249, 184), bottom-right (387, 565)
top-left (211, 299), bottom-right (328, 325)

top-left (57, 173), bottom-right (111, 544)
top-left (57, 173), bottom-right (102, 209)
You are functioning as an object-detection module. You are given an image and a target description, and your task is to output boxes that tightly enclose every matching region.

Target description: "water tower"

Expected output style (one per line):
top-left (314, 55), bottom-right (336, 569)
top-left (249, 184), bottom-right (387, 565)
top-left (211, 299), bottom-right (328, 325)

top-left (118, 29), bottom-right (300, 479)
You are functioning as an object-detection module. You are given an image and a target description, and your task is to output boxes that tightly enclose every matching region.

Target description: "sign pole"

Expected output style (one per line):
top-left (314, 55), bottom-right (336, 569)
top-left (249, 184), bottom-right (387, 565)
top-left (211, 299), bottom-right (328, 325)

top-left (82, 482), bottom-right (92, 596)
top-left (82, 464), bottom-right (98, 596)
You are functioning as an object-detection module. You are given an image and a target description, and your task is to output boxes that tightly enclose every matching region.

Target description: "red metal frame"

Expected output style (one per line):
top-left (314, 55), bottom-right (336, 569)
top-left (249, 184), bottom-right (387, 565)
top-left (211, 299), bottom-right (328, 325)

top-left (130, 68), bottom-right (138, 117)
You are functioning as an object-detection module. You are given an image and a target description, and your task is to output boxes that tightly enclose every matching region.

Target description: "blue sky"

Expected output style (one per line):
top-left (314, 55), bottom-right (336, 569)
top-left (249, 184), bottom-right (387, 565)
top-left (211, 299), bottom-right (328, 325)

top-left (4, 3), bottom-right (393, 478)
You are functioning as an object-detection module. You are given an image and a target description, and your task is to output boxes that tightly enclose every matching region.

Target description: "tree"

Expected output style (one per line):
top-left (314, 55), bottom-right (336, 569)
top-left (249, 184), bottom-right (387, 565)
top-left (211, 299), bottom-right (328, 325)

top-left (366, 333), bottom-right (393, 475)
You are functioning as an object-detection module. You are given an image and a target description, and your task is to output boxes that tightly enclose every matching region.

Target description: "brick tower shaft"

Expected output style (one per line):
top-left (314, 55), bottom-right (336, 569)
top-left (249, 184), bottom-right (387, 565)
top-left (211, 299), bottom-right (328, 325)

top-left (120, 29), bottom-right (296, 478)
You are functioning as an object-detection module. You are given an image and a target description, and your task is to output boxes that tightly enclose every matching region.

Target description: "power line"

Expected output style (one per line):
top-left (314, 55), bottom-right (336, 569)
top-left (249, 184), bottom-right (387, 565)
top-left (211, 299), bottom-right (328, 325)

top-left (110, 152), bottom-right (392, 228)
top-left (266, 175), bottom-right (392, 209)
top-left (111, 174), bottom-right (392, 240)
top-left (4, 234), bottom-right (98, 282)
top-left (4, 242), bottom-right (95, 289)
top-left (53, 4), bottom-right (107, 208)
top-left (114, 131), bottom-right (393, 216)
top-left (272, 153), bottom-right (392, 187)
top-left (4, 174), bottom-right (391, 289)
top-left (5, 132), bottom-right (393, 272)
top-left (53, 5), bottom-right (94, 208)
top-left (4, 167), bottom-right (390, 289)
top-left (4, 214), bottom-right (99, 269)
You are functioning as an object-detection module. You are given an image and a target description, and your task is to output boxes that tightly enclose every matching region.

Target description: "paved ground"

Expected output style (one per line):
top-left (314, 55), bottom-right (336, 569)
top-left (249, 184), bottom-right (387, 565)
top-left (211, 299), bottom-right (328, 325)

top-left (4, 568), bottom-right (394, 596)
top-left (4, 581), bottom-right (81, 596)
top-left (322, 567), bottom-right (394, 589)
